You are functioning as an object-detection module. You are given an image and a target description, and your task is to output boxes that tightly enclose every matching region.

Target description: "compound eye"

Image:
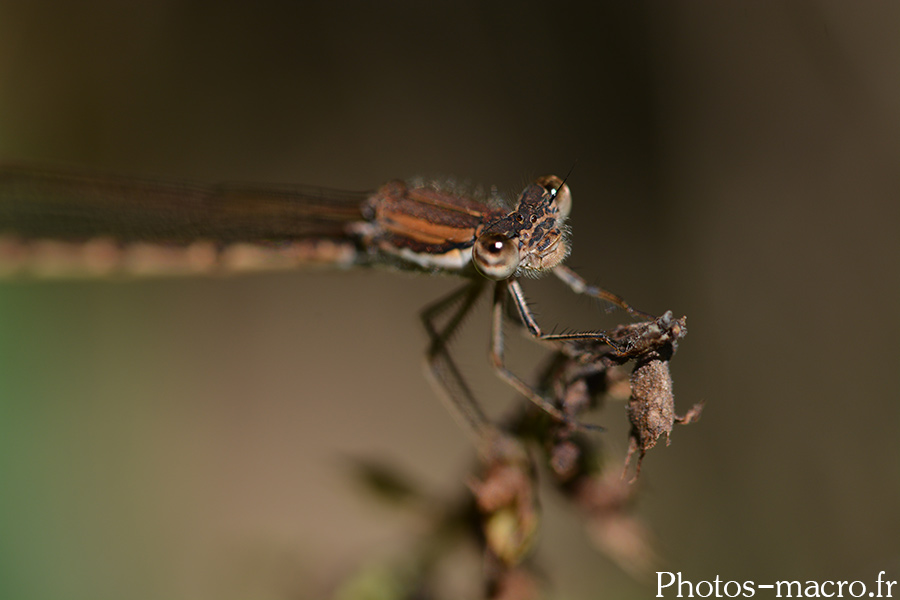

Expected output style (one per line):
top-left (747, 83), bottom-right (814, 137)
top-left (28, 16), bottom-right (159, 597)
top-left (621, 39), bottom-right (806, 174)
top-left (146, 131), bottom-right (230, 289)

top-left (536, 174), bottom-right (572, 221)
top-left (473, 232), bottom-right (519, 280)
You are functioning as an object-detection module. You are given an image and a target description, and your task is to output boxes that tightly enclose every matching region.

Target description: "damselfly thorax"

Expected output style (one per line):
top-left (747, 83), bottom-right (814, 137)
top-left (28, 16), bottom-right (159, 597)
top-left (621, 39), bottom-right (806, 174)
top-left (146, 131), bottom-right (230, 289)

top-left (0, 164), bottom-right (649, 439)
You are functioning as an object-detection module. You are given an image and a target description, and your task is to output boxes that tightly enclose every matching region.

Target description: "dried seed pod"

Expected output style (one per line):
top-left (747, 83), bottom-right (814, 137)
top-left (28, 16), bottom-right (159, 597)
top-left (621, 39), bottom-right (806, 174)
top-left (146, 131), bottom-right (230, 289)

top-left (624, 357), bottom-right (703, 481)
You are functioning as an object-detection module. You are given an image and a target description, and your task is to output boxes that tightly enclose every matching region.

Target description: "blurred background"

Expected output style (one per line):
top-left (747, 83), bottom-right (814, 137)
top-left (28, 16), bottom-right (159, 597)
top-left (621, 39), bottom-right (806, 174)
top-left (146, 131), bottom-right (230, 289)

top-left (0, 1), bottom-right (897, 598)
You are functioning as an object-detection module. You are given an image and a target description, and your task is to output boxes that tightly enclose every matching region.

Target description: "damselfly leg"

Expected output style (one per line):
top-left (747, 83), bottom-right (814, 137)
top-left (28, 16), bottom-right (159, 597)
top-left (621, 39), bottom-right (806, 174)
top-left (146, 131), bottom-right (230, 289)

top-left (422, 273), bottom-right (644, 436)
top-left (420, 279), bottom-right (491, 440)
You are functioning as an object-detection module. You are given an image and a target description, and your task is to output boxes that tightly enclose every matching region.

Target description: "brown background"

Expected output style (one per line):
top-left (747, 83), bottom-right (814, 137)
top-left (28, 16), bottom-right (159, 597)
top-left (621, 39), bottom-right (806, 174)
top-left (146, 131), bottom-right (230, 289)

top-left (0, 2), bottom-right (897, 599)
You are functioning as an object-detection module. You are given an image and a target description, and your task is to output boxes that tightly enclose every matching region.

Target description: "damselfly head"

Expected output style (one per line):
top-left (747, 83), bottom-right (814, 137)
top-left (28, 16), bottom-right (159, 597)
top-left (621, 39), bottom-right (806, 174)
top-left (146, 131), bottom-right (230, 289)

top-left (473, 175), bottom-right (572, 279)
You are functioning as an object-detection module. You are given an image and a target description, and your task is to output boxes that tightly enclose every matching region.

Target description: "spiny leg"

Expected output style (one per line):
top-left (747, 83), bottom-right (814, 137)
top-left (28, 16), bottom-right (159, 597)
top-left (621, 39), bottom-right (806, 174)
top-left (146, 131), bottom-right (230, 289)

top-left (506, 279), bottom-right (623, 348)
top-left (420, 279), bottom-right (491, 441)
top-left (489, 281), bottom-right (593, 426)
top-left (553, 264), bottom-right (655, 320)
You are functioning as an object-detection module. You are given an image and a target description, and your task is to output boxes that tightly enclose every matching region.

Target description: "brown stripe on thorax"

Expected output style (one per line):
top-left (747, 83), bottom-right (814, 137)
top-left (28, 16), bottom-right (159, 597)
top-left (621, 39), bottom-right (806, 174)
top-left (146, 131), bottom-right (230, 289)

top-left (366, 181), bottom-right (504, 253)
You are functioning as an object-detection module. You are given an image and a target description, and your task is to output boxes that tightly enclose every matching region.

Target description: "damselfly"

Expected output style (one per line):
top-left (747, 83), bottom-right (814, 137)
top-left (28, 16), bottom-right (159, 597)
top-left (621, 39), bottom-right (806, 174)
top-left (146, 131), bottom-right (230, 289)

top-left (0, 164), bottom-right (652, 439)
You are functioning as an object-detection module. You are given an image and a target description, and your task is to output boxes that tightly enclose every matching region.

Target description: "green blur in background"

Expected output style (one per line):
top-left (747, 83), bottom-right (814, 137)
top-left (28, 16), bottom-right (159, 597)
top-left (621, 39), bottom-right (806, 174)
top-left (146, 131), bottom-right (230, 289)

top-left (0, 2), bottom-right (897, 599)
